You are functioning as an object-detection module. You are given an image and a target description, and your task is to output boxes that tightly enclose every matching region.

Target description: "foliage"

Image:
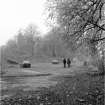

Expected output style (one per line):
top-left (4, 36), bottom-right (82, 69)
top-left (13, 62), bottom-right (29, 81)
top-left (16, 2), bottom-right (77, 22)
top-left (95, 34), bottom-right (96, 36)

top-left (36, 27), bottom-right (74, 58)
top-left (47, 0), bottom-right (105, 42)
top-left (1, 24), bottom-right (73, 69)
top-left (0, 24), bottom-right (40, 68)
top-left (47, 0), bottom-right (105, 71)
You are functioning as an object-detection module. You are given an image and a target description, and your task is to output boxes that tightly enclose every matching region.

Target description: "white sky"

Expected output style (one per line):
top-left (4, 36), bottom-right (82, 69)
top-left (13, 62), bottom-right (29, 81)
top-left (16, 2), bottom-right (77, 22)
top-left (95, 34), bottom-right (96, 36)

top-left (0, 0), bottom-right (48, 46)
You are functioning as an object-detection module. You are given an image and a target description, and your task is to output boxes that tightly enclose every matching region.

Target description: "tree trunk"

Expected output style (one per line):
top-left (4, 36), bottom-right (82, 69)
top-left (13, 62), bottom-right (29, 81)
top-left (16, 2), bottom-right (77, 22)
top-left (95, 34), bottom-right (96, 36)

top-left (98, 50), bottom-right (105, 74)
top-left (89, 42), bottom-right (105, 73)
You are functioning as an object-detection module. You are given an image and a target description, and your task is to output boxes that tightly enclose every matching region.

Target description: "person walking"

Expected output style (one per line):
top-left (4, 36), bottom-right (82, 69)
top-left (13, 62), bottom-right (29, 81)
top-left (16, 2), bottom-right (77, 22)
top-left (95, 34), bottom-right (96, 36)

top-left (63, 58), bottom-right (66, 68)
top-left (67, 58), bottom-right (71, 68)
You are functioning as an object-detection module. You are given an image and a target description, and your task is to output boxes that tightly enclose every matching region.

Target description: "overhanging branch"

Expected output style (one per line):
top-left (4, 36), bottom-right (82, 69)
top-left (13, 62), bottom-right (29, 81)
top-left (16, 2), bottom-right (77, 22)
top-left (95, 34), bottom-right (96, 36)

top-left (93, 37), bottom-right (105, 42)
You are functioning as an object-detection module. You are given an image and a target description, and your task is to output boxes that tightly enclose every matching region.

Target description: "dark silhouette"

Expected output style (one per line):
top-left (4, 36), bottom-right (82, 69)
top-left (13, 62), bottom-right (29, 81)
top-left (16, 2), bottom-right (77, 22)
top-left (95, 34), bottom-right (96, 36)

top-left (63, 58), bottom-right (66, 68)
top-left (67, 58), bottom-right (71, 68)
top-left (7, 59), bottom-right (18, 65)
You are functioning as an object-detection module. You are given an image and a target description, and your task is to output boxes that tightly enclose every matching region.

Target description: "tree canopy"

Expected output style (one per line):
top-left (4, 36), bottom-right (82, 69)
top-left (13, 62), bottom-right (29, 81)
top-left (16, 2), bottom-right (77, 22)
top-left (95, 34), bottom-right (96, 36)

top-left (47, 0), bottom-right (105, 46)
top-left (47, 0), bottom-right (105, 71)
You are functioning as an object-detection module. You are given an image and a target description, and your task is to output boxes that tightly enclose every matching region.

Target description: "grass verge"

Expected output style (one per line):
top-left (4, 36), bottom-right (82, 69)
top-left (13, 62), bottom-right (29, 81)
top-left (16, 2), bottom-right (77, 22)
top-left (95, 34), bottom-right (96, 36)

top-left (1, 70), bottom-right (104, 105)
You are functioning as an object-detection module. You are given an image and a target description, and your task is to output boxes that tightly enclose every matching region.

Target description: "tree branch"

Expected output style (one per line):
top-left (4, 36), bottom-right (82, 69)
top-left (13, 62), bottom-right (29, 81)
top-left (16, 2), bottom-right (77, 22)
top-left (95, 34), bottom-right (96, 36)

top-left (89, 22), bottom-right (105, 31)
top-left (93, 37), bottom-right (105, 42)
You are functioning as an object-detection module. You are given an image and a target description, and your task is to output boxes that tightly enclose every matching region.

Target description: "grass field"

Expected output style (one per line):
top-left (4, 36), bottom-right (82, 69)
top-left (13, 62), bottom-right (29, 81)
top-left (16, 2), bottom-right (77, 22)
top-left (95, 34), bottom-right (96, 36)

top-left (2, 63), bottom-right (74, 76)
top-left (1, 63), bottom-right (76, 99)
top-left (1, 62), bottom-right (104, 105)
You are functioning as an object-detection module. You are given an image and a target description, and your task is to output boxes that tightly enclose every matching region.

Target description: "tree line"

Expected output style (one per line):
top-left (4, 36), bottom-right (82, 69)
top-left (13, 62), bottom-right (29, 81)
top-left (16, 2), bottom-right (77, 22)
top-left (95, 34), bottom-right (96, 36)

top-left (0, 24), bottom-right (72, 70)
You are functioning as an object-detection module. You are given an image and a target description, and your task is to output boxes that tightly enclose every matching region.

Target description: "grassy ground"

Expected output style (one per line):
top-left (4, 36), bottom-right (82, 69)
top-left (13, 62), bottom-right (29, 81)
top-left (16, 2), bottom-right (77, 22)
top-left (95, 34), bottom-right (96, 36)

top-left (2, 63), bottom-right (73, 76)
top-left (1, 64), bottom-right (104, 105)
top-left (1, 63), bottom-right (75, 99)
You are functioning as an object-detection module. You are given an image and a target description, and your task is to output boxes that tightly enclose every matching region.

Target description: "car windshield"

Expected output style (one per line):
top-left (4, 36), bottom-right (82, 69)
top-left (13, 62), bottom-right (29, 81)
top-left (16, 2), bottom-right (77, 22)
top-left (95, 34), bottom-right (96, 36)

top-left (23, 61), bottom-right (30, 63)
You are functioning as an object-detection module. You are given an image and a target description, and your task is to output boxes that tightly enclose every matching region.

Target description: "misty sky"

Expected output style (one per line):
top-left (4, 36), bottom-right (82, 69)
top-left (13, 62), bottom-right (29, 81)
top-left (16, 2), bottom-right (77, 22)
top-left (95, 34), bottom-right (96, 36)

top-left (0, 0), bottom-right (48, 46)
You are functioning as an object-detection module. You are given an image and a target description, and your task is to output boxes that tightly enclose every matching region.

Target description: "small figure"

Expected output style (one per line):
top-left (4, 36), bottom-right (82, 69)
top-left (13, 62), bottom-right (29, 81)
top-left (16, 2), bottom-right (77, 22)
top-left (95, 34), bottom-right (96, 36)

top-left (67, 58), bottom-right (71, 68)
top-left (63, 58), bottom-right (66, 68)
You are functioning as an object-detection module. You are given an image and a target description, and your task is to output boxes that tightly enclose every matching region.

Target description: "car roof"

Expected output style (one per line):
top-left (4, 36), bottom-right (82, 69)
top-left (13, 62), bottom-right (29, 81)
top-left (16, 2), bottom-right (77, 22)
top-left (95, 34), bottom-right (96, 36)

top-left (23, 61), bottom-right (30, 63)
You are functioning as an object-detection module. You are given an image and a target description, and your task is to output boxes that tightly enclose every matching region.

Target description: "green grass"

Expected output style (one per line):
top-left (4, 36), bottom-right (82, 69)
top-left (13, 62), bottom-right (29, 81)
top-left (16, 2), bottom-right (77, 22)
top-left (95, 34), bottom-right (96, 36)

top-left (1, 63), bottom-right (74, 99)
top-left (1, 63), bottom-right (104, 105)
top-left (1, 72), bottom-right (104, 105)
top-left (2, 62), bottom-right (93, 77)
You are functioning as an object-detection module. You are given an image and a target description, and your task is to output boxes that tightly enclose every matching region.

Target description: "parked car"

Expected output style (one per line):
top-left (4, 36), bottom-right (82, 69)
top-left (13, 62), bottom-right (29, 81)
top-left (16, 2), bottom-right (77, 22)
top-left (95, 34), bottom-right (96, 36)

top-left (52, 59), bottom-right (59, 64)
top-left (21, 60), bottom-right (31, 68)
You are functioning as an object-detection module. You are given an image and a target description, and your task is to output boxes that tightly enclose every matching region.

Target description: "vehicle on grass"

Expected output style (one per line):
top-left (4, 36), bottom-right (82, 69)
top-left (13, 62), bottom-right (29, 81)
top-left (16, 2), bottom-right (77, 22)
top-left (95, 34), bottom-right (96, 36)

top-left (21, 60), bottom-right (31, 68)
top-left (51, 59), bottom-right (59, 64)
top-left (7, 59), bottom-right (19, 65)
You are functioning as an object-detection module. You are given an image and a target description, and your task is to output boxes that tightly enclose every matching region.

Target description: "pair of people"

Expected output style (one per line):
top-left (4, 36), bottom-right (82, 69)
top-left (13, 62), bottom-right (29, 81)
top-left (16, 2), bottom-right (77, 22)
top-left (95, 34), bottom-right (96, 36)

top-left (63, 58), bottom-right (71, 68)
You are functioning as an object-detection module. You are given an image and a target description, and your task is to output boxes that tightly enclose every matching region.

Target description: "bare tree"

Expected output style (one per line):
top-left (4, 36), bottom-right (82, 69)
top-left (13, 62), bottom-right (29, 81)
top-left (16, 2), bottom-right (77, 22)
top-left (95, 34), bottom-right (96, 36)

top-left (24, 24), bottom-right (40, 59)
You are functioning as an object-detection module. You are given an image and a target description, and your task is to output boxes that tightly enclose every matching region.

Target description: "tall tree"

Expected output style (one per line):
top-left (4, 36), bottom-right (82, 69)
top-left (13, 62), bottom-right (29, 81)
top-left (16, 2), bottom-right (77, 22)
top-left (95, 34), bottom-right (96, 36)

top-left (47, 0), bottom-right (105, 72)
top-left (24, 24), bottom-right (40, 59)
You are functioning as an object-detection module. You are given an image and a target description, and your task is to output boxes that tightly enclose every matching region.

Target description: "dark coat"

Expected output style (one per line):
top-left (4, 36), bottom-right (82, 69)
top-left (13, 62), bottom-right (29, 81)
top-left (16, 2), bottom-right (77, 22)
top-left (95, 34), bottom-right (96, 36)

top-left (67, 59), bottom-right (71, 64)
top-left (63, 58), bottom-right (66, 64)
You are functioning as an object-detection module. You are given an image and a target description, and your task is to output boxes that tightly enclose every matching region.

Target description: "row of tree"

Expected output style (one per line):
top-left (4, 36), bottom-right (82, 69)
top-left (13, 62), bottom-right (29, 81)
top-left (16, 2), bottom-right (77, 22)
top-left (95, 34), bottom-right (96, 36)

top-left (0, 24), bottom-right (73, 70)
